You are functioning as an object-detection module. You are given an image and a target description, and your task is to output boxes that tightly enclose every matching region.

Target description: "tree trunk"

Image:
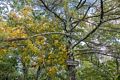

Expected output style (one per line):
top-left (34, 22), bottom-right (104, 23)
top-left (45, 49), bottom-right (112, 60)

top-left (66, 45), bottom-right (76, 80)
top-left (68, 65), bottom-right (76, 80)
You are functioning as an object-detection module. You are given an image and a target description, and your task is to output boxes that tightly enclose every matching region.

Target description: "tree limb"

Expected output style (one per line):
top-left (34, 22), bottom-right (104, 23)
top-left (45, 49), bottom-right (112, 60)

top-left (2, 32), bottom-right (71, 42)
top-left (72, 0), bottom-right (104, 49)
top-left (39, 0), bottom-right (67, 31)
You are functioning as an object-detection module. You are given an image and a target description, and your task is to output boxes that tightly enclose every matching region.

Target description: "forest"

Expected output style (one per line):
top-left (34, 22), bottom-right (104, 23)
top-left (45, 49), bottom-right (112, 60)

top-left (0, 0), bottom-right (120, 80)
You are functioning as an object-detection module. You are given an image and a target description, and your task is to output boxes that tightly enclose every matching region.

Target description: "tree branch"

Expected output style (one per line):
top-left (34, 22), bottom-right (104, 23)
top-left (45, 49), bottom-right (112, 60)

top-left (74, 49), bottom-right (120, 59)
top-left (2, 32), bottom-right (70, 42)
top-left (71, 0), bottom-right (97, 31)
top-left (39, 0), bottom-right (67, 31)
top-left (76, 0), bottom-right (83, 9)
top-left (72, 0), bottom-right (104, 49)
top-left (76, 0), bottom-right (86, 10)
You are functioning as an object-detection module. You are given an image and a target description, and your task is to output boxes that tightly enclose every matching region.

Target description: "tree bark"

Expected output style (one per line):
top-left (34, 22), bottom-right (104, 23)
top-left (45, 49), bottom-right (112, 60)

top-left (68, 65), bottom-right (76, 80)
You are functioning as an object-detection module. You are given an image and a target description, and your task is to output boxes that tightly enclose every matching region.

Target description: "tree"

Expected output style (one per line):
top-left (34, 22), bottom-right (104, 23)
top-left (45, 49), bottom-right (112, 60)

top-left (0, 0), bottom-right (120, 80)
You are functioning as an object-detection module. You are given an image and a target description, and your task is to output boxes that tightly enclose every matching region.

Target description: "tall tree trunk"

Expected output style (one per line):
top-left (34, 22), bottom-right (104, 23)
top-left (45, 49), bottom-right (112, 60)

top-left (66, 41), bottom-right (76, 80)
top-left (68, 65), bottom-right (76, 80)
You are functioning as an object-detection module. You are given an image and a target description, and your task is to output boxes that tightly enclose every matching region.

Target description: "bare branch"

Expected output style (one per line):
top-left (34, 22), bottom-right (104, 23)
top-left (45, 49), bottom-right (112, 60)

top-left (74, 49), bottom-right (120, 59)
top-left (39, 0), bottom-right (67, 31)
top-left (72, 0), bottom-right (104, 49)
top-left (76, 0), bottom-right (86, 10)
top-left (72, 3), bottom-right (120, 25)
top-left (103, 16), bottom-right (120, 23)
top-left (76, 0), bottom-right (83, 9)
top-left (71, 0), bottom-right (97, 31)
